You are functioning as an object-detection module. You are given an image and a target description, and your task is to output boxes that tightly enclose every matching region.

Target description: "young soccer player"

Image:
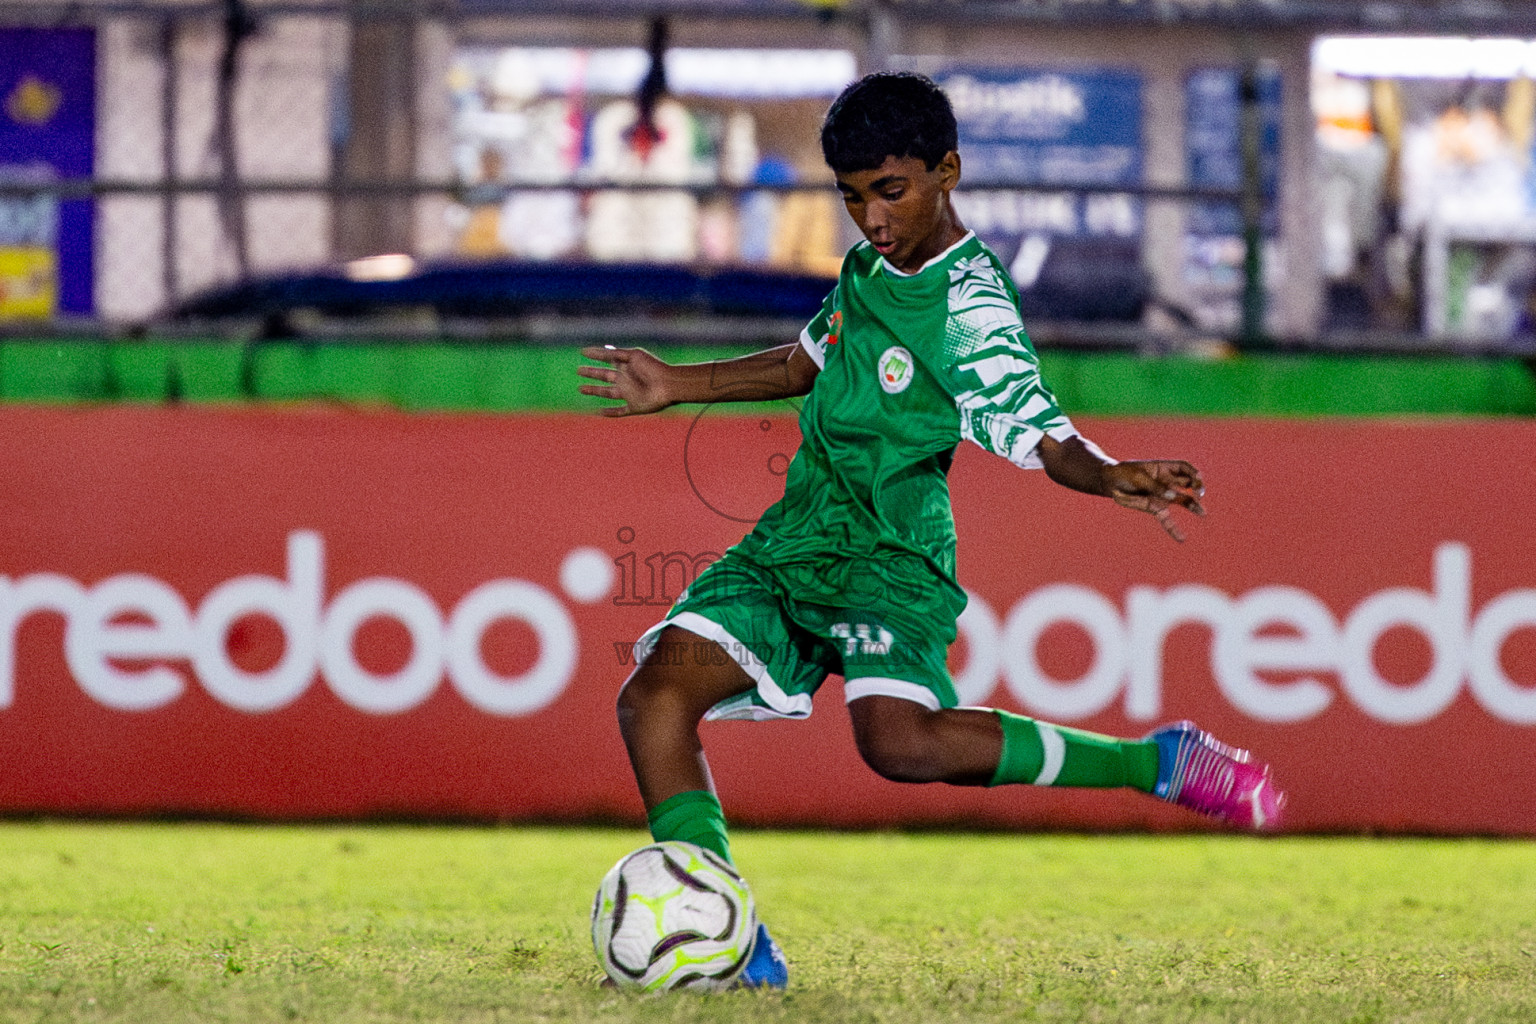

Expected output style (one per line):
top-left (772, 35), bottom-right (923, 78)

top-left (578, 72), bottom-right (1285, 989)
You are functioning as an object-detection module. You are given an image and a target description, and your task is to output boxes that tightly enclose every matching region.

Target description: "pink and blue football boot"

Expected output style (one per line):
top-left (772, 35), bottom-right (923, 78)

top-left (1146, 721), bottom-right (1285, 830)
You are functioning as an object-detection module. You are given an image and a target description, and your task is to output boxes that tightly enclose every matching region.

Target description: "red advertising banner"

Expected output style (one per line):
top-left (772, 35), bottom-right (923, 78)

top-left (0, 406), bottom-right (1532, 834)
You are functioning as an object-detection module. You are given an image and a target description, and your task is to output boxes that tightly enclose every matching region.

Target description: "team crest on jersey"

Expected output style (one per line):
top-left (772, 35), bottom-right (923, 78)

top-left (877, 346), bottom-right (914, 394)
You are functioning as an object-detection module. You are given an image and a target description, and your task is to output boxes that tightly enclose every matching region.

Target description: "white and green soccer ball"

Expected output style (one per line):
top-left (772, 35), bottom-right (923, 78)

top-left (591, 841), bottom-right (757, 991)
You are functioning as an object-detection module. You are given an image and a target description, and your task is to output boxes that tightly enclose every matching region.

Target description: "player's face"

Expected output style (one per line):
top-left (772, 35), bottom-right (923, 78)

top-left (835, 152), bottom-right (965, 274)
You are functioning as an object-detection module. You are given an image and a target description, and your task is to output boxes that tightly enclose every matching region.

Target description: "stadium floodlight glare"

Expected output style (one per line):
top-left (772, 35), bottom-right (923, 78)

top-left (476, 46), bottom-right (856, 99)
top-left (667, 49), bottom-right (858, 98)
top-left (1313, 35), bottom-right (1536, 79)
top-left (344, 254), bottom-right (416, 282)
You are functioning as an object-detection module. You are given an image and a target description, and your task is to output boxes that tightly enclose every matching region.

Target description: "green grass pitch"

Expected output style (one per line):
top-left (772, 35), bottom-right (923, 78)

top-left (1, 822), bottom-right (1533, 1023)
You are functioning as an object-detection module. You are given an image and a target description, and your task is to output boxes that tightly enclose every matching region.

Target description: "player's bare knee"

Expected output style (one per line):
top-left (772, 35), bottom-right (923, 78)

top-left (615, 668), bottom-right (678, 729)
top-left (616, 657), bottom-right (733, 736)
top-left (848, 695), bottom-right (949, 782)
top-left (614, 674), bottom-right (645, 733)
top-left (853, 717), bottom-right (945, 783)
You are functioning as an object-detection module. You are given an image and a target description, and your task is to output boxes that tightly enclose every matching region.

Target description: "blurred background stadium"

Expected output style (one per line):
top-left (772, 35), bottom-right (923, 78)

top-left (0, 0), bottom-right (1534, 840)
top-left (10, 0), bottom-right (1536, 354)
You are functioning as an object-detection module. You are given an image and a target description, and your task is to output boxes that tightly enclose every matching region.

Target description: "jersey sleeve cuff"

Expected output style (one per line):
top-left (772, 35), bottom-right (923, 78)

top-left (1046, 419), bottom-right (1119, 465)
top-left (1010, 419), bottom-right (1117, 471)
top-left (1046, 418), bottom-right (1082, 445)
top-left (798, 327), bottom-right (827, 370)
top-left (1009, 418), bottom-right (1082, 470)
top-left (1009, 437), bottom-right (1048, 470)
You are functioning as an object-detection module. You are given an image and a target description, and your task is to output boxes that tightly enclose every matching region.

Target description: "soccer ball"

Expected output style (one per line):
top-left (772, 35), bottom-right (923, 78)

top-left (591, 841), bottom-right (757, 991)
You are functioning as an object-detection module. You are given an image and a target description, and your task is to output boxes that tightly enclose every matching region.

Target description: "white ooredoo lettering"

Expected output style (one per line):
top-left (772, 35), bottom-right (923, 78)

top-left (68, 574), bottom-right (193, 712)
top-left (445, 581), bottom-right (577, 716)
top-left (1212, 587), bottom-right (1338, 723)
top-left (1, 538), bottom-right (1531, 726)
top-left (193, 532), bottom-right (323, 713)
top-left (952, 543), bottom-right (1535, 726)
top-left (0, 532), bottom-right (577, 718)
top-left (1001, 584), bottom-right (1126, 719)
top-left (321, 578), bottom-right (445, 715)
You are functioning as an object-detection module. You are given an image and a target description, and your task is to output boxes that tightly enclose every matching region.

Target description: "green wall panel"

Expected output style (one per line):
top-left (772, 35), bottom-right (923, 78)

top-left (0, 339), bottom-right (1531, 417)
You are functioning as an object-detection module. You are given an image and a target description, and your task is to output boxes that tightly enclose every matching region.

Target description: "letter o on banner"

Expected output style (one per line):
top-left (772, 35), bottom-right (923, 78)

top-left (1001, 585), bottom-right (1126, 719)
top-left (952, 592), bottom-right (1000, 706)
top-left (1468, 590), bottom-right (1536, 725)
top-left (446, 581), bottom-right (577, 716)
top-left (321, 579), bottom-right (445, 714)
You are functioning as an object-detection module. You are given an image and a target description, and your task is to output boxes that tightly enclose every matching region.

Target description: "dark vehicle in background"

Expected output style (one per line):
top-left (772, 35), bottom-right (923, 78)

top-left (166, 246), bottom-right (1153, 345)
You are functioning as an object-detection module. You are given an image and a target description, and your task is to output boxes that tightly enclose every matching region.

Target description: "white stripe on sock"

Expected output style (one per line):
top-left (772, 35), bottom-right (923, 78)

top-left (1034, 722), bottom-right (1065, 786)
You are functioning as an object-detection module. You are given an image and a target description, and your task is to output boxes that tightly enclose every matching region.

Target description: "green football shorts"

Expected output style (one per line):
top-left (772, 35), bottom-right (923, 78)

top-left (632, 551), bottom-right (961, 721)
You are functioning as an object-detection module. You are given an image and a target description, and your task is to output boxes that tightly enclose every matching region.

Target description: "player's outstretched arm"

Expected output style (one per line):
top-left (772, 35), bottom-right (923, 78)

top-left (1037, 434), bottom-right (1205, 542)
top-left (577, 343), bottom-right (818, 416)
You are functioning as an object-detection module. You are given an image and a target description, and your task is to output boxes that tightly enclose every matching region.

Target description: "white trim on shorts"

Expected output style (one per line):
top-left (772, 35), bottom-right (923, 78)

top-left (633, 611), bottom-right (813, 721)
top-left (843, 676), bottom-right (942, 711)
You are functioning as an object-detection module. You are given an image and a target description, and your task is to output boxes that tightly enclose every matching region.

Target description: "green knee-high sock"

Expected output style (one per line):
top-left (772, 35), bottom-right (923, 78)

top-left (647, 790), bottom-right (733, 864)
top-left (989, 710), bottom-right (1158, 791)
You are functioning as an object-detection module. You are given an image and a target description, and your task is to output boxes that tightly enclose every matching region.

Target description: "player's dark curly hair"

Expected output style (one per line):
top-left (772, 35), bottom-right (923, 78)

top-left (820, 72), bottom-right (958, 174)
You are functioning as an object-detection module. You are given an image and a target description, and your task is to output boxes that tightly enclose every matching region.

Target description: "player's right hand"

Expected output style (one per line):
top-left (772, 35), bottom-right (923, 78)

top-left (1104, 460), bottom-right (1205, 543)
top-left (578, 346), bottom-right (675, 416)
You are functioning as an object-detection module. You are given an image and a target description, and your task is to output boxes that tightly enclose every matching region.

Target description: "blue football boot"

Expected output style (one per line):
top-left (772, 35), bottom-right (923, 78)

top-left (735, 922), bottom-right (788, 989)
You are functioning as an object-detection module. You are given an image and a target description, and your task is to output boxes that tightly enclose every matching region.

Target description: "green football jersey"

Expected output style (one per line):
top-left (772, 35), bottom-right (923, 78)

top-left (732, 231), bottom-right (1079, 614)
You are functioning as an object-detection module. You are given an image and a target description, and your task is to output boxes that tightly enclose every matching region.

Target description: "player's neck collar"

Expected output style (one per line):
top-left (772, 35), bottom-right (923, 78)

top-left (879, 231), bottom-right (977, 278)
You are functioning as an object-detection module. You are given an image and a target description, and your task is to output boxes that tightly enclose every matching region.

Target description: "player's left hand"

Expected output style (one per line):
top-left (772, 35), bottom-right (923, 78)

top-left (577, 345), bottom-right (676, 416)
top-left (1102, 461), bottom-right (1205, 542)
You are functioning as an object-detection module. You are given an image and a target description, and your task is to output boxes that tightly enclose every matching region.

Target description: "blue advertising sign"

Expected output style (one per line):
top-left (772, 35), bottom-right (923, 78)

top-left (941, 68), bottom-right (1142, 187)
top-left (0, 27), bottom-right (95, 317)
top-left (935, 67), bottom-right (1143, 255)
top-left (1185, 64), bottom-right (1281, 237)
top-left (929, 67), bottom-right (1145, 320)
top-left (1182, 64), bottom-right (1281, 307)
